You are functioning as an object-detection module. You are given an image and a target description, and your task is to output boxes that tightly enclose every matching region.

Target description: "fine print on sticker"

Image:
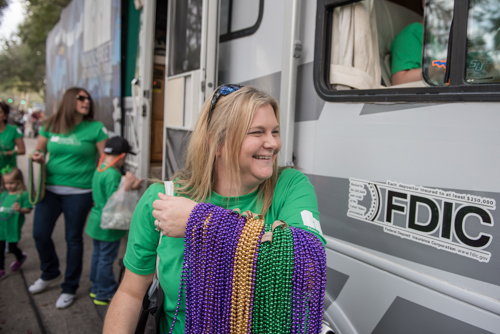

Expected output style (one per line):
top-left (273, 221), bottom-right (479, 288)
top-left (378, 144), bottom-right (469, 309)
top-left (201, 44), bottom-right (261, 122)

top-left (347, 178), bottom-right (495, 263)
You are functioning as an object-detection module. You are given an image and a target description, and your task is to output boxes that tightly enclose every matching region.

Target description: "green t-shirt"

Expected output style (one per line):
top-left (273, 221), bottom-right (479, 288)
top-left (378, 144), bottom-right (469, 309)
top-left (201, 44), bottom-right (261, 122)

top-left (40, 121), bottom-right (109, 189)
top-left (0, 124), bottom-right (23, 170)
top-left (123, 168), bottom-right (325, 334)
top-left (86, 164), bottom-right (127, 242)
top-left (0, 191), bottom-right (32, 242)
top-left (391, 22), bottom-right (423, 75)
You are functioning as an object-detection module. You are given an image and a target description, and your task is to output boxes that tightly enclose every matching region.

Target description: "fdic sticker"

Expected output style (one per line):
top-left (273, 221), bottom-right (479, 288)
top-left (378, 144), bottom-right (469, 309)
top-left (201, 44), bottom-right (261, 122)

top-left (347, 178), bottom-right (495, 263)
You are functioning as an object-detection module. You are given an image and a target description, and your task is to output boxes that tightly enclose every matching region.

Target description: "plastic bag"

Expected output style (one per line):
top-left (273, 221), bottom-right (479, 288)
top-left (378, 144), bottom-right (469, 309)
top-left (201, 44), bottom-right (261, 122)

top-left (100, 178), bottom-right (139, 230)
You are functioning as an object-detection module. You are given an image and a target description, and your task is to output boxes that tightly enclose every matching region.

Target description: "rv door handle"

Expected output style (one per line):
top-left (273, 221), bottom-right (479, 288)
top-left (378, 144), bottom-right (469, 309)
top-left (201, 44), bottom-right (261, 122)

top-left (293, 40), bottom-right (302, 59)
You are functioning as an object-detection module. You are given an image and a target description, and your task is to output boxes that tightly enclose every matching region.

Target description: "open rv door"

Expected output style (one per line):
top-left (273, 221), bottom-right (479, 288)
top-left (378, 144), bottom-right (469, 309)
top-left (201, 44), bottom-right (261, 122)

top-left (125, 0), bottom-right (156, 183)
top-left (163, 0), bottom-right (219, 179)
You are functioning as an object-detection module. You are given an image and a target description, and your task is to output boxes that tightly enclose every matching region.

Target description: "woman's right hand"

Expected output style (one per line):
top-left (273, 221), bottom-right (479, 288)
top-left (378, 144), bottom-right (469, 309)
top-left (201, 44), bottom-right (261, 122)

top-left (31, 151), bottom-right (45, 164)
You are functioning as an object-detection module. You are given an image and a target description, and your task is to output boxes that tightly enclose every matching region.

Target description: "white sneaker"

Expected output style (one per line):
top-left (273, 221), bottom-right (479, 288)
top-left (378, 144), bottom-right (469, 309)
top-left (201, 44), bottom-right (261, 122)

top-left (28, 275), bottom-right (61, 294)
top-left (55, 293), bottom-right (75, 309)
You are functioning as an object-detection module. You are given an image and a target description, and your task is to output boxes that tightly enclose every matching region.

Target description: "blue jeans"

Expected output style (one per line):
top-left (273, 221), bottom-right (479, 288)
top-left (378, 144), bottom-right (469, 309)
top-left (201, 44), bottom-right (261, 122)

top-left (90, 239), bottom-right (121, 300)
top-left (32, 190), bottom-right (93, 294)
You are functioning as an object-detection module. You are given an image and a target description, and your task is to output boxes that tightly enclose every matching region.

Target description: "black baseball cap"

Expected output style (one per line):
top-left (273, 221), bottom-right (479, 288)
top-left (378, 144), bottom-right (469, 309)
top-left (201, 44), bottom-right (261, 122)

top-left (103, 137), bottom-right (136, 155)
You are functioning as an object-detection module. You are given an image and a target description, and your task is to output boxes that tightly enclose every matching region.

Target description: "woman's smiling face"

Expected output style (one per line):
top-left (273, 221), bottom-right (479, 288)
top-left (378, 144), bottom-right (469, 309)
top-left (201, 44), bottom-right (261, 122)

top-left (237, 104), bottom-right (281, 192)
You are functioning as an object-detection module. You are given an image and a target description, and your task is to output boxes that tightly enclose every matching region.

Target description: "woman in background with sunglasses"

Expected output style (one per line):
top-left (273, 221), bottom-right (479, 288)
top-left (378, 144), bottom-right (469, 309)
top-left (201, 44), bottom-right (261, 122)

top-left (29, 87), bottom-right (108, 309)
top-left (104, 85), bottom-right (325, 333)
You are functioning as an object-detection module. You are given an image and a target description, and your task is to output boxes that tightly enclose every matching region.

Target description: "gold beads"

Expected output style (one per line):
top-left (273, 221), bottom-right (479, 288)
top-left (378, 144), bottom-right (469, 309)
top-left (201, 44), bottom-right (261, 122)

top-left (230, 216), bottom-right (264, 334)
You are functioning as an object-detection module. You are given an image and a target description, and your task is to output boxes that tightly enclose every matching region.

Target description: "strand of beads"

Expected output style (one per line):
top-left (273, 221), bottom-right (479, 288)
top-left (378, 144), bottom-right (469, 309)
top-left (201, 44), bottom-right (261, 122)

top-left (289, 227), bottom-right (327, 334)
top-left (251, 222), bottom-right (295, 334)
top-left (229, 215), bottom-right (264, 334)
top-left (184, 204), bottom-right (242, 334)
top-left (251, 223), bottom-right (272, 333)
top-left (221, 213), bottom-right (247, 334)
top-left (172, 202), bottom-right (212, 334)
top-left (304, 232), bottom-right (327, 334)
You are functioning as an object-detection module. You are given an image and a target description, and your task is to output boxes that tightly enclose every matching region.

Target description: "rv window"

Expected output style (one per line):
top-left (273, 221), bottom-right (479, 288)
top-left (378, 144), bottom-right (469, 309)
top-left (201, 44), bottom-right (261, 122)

top-left (465, 0), bottom-right (500, 84)
top-left (168, 0), bottom-right (203, 76)
top-left (219, 0), bottom-right (263, 42)
top-left (421, 0), bottom-right (453, 86)
top-left (328, 0), bottom-right (425, 90)
top-left (314, 0), bottom-right (500, 102)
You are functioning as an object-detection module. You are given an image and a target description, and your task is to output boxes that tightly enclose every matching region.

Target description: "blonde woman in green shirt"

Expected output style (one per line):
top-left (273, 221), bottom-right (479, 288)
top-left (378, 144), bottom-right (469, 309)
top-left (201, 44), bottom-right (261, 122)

top-left (28, 87), bottom-right (108, 309)
top-left (104, 86), bottom-right (325, 333)
top-left (0, 101), bottom-right (25, 171)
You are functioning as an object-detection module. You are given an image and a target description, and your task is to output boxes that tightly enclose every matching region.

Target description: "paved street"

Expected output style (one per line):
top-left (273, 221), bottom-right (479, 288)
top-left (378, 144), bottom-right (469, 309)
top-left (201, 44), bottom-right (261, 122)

top-left (0, 137), bottom-right (128, 333)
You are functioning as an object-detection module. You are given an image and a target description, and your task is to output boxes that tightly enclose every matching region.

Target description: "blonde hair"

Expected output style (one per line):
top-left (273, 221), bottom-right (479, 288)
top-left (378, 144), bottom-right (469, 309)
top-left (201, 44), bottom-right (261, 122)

top-left (2, 167), bottom-right (27, 193)
top-left (173, 86), bottom-right (280, 215)
top-left (43, 87), bottom-right (95, 134)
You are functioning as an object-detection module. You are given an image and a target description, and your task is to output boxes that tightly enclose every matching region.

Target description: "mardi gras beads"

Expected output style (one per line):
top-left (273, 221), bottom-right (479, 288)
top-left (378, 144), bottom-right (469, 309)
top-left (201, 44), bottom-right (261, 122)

top-left (28, 155), bottom-right (46, 205)
top-left (230, 216), bottom-right (264, 334)
top-left (180, 203), bottom-right (326, 334)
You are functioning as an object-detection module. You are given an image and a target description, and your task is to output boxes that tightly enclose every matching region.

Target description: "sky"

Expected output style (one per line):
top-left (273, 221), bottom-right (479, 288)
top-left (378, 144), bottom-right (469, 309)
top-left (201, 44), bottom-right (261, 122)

top-left (0, 0), bottom-right (25, 42)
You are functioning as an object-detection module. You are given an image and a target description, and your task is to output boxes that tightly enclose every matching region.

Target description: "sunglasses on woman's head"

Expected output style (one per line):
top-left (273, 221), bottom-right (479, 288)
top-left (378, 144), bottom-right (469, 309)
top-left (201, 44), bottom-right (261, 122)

top-left (76, 94), bottom-right (91, 102)
top-left (207, 84), bottom-right (243, 126)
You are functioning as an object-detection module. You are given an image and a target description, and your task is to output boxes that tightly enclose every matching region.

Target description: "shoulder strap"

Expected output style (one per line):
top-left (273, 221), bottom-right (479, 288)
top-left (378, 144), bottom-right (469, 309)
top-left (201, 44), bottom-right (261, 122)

top-left (154, 181), bottom-right (175, 280)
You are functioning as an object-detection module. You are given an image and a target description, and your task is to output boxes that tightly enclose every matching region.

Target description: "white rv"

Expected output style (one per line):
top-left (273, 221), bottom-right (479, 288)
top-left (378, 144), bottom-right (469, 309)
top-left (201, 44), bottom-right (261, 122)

top-left (125, 0), bottom-right (500, 332)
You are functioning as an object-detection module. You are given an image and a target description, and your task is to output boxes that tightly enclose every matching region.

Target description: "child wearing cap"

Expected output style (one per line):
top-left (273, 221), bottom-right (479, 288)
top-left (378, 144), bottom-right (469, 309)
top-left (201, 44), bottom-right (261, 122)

top-left (85, 137), bottom-right (143, 306)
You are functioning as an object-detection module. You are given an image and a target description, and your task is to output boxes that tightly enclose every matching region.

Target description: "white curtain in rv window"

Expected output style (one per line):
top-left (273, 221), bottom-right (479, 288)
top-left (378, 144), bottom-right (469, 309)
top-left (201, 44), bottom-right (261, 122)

top-left (330, 0), bottom-right (382, 90)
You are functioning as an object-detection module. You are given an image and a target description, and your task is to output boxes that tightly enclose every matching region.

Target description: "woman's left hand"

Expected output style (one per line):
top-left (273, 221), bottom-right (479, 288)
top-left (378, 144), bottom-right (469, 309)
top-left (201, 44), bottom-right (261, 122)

top-left (152, 193), bottom-right (197, 238)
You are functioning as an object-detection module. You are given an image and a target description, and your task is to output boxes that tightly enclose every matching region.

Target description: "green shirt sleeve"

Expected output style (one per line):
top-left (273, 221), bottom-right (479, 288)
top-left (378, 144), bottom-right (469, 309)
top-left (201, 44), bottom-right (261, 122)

top-left (103, 172), bottom-right (122, 200)
top-left (273, 169), bottom-right (326, 246)
top-left (391, 22), bottom-right (424, 75)
top-left (14, 126), bottom-right (23, 140)
top-left (39, 125), bottom-right (49, 138)
top-left (123, 183), bottom-right (165, 275)
top-left (94, 122), bottom-right (109, 142)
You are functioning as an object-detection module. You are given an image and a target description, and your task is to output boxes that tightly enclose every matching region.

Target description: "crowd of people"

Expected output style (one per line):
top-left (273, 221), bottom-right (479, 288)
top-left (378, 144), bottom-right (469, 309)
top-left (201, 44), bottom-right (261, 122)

top-left (0, 88), bottom-right (142, 309)
top-left (0, 85), bottom-right (324, 333)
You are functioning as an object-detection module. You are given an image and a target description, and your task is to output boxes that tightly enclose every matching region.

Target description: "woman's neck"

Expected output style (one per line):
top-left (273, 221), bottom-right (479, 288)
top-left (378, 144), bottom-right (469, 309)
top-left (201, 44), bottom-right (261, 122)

top-left (212, 174), bottom-right (259, 197)
top-left (74, 114), bottom-right (84, 125)
top-left (0, 122), bottom-right (6, 132)
top-left (213, 160), bottom-right (260, 197)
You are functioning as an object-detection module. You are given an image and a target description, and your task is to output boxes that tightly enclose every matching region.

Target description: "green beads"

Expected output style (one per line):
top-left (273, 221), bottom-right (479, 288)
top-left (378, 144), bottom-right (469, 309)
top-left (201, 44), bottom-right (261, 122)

top-left (252, 223), bottom-right (295, 334)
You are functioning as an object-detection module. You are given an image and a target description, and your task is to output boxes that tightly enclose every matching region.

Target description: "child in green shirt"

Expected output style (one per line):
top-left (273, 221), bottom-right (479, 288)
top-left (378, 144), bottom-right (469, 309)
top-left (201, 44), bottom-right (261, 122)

top-left (0, 166), bottom-right (32, 280)
top-left (85, 137), bottom-right (142, 305)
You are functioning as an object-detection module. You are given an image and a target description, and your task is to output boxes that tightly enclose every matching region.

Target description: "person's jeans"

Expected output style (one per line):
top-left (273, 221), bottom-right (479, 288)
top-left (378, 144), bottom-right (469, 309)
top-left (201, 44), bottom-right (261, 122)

top-left (32, 190), bottom-right (93, 294)
top-left (90, 239), bottom-right (121, 300)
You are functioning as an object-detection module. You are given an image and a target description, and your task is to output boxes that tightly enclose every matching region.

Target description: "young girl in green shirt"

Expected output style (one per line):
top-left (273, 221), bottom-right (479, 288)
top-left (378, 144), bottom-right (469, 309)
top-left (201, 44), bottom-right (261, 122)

top-left (0, 166), bottom-right (32, 280)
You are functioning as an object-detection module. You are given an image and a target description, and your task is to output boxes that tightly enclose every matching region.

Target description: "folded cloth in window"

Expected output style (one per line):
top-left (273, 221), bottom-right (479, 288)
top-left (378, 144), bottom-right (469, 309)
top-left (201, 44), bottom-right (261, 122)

top-left (330, 0), bottom-right (384, 90)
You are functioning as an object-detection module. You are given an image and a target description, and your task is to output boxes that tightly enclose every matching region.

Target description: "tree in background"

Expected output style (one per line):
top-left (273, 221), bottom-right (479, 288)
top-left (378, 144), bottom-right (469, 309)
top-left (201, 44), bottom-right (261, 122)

top-left (0, 0), bottom-right (71, 97)
top-left (0, 0), bottom-right (8, 23)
